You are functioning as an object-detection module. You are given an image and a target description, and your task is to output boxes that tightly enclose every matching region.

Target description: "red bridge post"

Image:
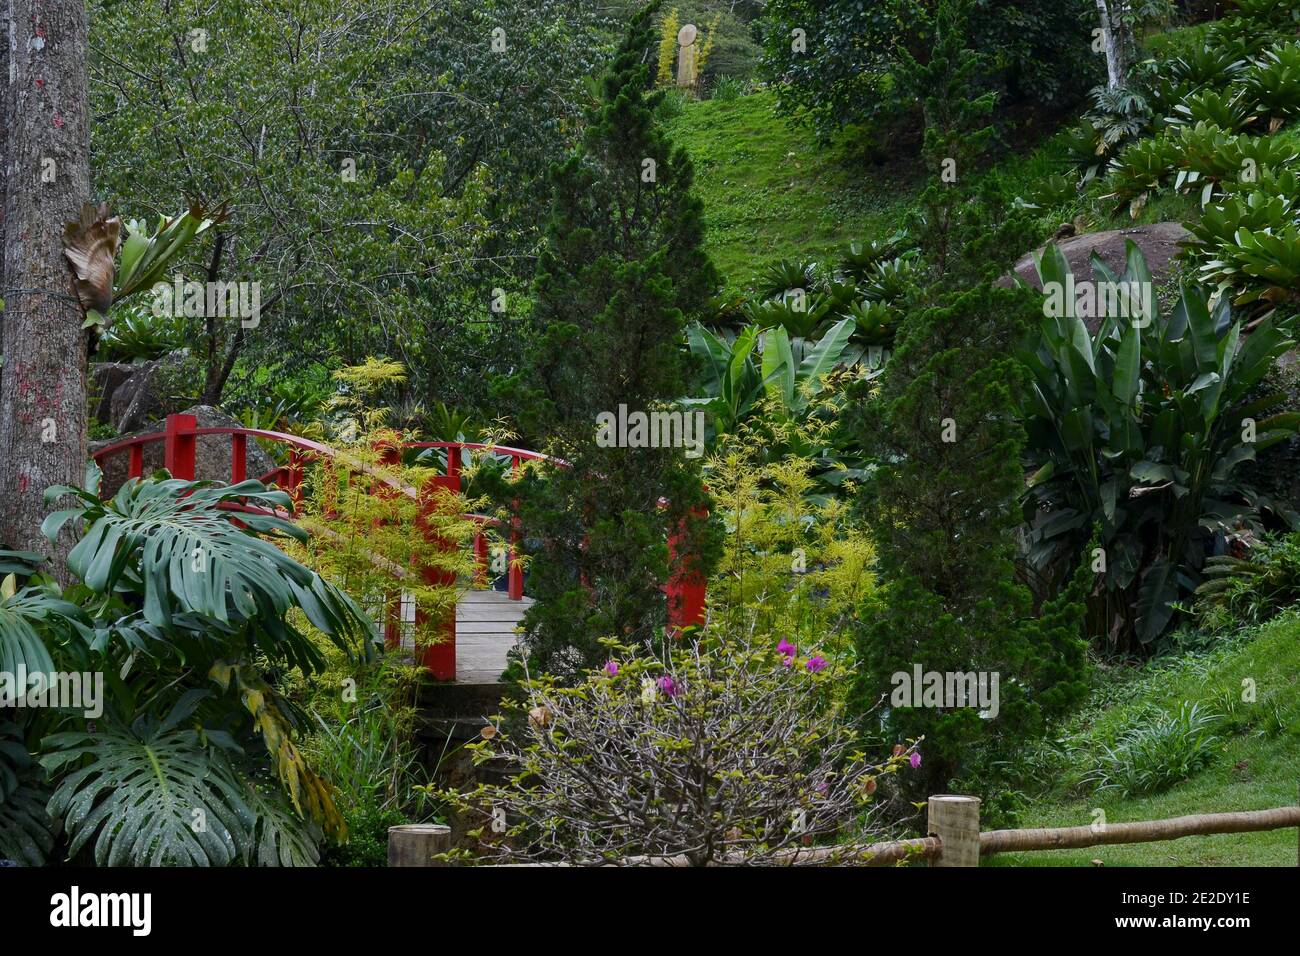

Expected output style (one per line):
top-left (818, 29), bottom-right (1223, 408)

top-left (508, 455), bottom-right (524, 600)
top-left (666, 503), bottom-right (708, 637)
top-left (163, 414), bottom-right (197, 480)
top-left (417, 474), bottom-right (461, 681)
top-left (230, 433), bottom-right (248, 483)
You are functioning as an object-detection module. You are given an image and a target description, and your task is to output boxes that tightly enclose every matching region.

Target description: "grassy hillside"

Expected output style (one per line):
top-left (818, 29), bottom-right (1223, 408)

top-left (665, 90), bottom-right (922, 295)
top-left (992, 616), bottom-right (1300, 866)
top-left (666, 89), bottom-right (1128, 296)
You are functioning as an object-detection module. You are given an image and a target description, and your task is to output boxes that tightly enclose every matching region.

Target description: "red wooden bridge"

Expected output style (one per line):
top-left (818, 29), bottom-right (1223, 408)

top-left (92, 413), bottom-right (707, 684)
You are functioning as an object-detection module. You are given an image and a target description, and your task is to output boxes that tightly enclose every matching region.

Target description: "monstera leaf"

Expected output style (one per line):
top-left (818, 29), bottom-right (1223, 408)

top-left (0, 768), bottom-right (56, 866)
top-left (1, 720), bottom-right (56, 865)
top-left (41, 693), bottom-right (252, 866)
top-left (0, 574), bottom-right (89, 680)
top-left (41, 470), bottom-right (370, 673)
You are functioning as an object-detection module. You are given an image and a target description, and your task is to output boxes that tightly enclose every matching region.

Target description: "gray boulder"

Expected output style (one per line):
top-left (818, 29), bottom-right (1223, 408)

top-left (101, 350), bottom-right (197, 434)
top-left (1006, 222), bottom-right (1190, 332)
top-left (89, 361), bottom-right (137, 426)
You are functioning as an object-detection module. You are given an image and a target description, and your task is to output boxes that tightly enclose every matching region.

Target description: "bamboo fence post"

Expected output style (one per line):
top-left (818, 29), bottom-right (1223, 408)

top-left (388, 824), bottom-right (451, 867)
top-left (928, 794), bottom-right (981, 867)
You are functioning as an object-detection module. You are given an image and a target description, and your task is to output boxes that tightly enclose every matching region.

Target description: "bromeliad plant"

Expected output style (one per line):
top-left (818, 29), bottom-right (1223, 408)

top-left (1102, 135), bottom-right (1179, 217)
top-left (61, 200), bottom-right (226, 337)
top-left (1165, 89), bottom-right (1255, 134)
top-left (1240, 40), bottom-right (1300, 130)
top-left (0, 467), bottom-right (372, 866)
top-left (716, 233), bottom-right (920, 358)
top-left (1169, 122), bottom-right (1298, 208)
top-left (1020, 242), bottom-right (1300, 650)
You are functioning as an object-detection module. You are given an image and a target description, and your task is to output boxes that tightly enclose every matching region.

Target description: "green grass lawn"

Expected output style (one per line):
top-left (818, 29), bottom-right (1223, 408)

top-left (991, 615), bottom-right (1300, 866)
top-left (665, 89), bottom-right (1110, 296)
top-left (665, 90), bottom-right (922, 296)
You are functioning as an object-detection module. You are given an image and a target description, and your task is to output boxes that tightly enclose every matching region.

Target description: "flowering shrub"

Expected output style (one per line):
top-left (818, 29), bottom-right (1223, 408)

top-left (433, 633), bottom-right (919, 865)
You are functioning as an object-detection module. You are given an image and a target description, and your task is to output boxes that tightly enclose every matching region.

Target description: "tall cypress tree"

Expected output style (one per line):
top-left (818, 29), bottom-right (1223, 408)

top-left (495, 3), bottom-right (718, 678)
top-left (847, 1), bottom-right (1089, 798)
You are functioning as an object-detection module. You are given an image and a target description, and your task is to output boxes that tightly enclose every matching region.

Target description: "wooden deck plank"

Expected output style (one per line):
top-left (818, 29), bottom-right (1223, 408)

top-left (458, 621), bottom-right (525, 634)
top-left (457, 607), bottom-right (529, 622)
top-left (460, 589), bottom-right (534, 606)
top-left (451, 588), bottom-right (527, 685)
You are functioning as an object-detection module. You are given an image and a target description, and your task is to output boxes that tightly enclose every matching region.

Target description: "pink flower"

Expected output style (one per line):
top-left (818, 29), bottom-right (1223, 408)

top-left (777, 639), bottom-right (796, 658)
top-left (909, 751), bottom-right (922, 770)
top-left (806, 656), bottom-right (827, 673)
top-left (657, 675), bottom-right (678, 698)
top-left (604, 660), bottom-right (619, 677)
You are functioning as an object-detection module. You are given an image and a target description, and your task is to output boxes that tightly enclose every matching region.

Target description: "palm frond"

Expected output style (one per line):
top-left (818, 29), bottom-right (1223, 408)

top-left (242, 777), bottom-right (323, 866)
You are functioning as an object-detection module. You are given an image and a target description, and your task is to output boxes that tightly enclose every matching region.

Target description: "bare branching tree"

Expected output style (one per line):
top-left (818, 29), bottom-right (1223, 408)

top-left (437, 633), bottom-right (921, 866)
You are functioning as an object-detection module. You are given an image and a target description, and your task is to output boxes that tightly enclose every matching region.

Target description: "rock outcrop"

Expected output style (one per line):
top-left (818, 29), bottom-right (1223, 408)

top-left (1006, 221), bottom-right (1190, 331)
top-left (90, 349), bottom-right (195, 434)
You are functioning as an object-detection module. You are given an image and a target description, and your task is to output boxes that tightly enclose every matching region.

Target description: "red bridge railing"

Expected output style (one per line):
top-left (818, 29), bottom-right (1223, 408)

top-left (91, 413), bottom-right (708, 681)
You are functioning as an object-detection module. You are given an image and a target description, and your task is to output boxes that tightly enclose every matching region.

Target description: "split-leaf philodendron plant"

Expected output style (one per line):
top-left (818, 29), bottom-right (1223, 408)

top-left (0, 466), bottom-right (372, 866)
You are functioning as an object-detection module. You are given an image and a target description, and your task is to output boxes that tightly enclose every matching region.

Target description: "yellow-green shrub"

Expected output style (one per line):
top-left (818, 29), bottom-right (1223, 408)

top-left (706, 410), bottom-right (875, 659)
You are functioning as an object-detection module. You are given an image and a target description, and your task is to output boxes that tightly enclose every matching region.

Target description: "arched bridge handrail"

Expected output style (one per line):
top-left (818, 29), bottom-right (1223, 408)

top-left (91, 414), bottom-right (706, 678)
top-left (90, 418), bottom-right (562, 603)
top-left (404, 440), bottom-right (564, 466)
top-left (95, 428), bottom-right (565, 464)
top-left (93, 424), bottom-right (335, 460)
top-left (94, 429), bottom-right (568, 486)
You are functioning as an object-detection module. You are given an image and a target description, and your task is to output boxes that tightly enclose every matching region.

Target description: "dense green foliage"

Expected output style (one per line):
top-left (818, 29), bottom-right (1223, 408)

top-left (845, 5), bottom-right (1089, 798)
top-left (8, 0), bottom-right (1300, 871)
top-left (494, 5), bottom-right (718, 677)
top-left (88, 0), bottom-right (610, 418)
top-left (1020, 244), bottom-right (1300, 650)
top-left (0, 471), bottom-right (370, 865)
top-left (758, 0), bottom-right (1097, 144)
top-left (1195, 530), bottom-right (1300, 630)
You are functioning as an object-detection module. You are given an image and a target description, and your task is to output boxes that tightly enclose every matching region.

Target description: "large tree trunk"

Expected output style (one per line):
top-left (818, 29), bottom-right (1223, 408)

top-left (2, 4), bottom-right (9, 338)
top-left (1094, 0), bottom-right (1137, 90)
top-left (1, 0), bottom-right (91, 565)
